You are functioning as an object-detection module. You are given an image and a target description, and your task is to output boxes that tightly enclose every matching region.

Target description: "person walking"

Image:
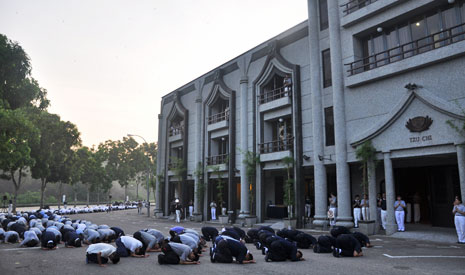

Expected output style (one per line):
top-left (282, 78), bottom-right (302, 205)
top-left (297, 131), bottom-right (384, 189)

top-left (174, 200), bottom-right (183, 223)
top-left (352, 195), bottom-right (361, 228)
top-left (379, 193), bottom-right (387, 230)
top-left (452, 196), bottom-right (465, 244)
top-left (210, 201), bottom-right (217, 220)
top-left (394, 195), bottom-right (406, 232)
top-left (188, 200), bottom-right (194, 218)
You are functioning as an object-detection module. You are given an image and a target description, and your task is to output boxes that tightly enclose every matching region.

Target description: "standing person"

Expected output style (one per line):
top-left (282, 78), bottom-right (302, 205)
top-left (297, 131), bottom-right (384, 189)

top-left (283, 74), bottom-right (292, 96)
top-left (305, 196), bottom-right (311, 219)
top-left (174, 201), bottom-right (183, 223)
top-left (328, 193), bottom-right (337, 226)
top-left (188, 200), bottom-right (194, 218)
top-left (137, 200), bottom-right (142, 215)
top-left (413, 192), bottom-right (421, 223)
top-left (361, 194), bottom-right (370, 221)
top-left (376, 193), bottom-right (382, 225)
top-left (210, 201), bottom-right (217, 220)
top-left (353, 195), bottom-right (361, 228)
top-left (394, 195), bottom-right (406, 232)
top-left (452, 196), bottom-right (465, 244)
top-left (379, 193), bottom-right (387, 230)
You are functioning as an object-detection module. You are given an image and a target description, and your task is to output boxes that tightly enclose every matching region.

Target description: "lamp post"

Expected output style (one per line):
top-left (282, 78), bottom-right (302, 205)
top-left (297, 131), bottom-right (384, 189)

top-left (128, 134), bottom-right (151, 218)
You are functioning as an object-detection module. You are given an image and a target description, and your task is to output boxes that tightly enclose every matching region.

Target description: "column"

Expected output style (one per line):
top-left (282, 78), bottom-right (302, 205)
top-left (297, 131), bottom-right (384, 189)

top-left (307, 0), bottom-right (328, 227)
top-left (193, 96), bottom-right (202, 219)
top-left (154, 114), bottom-right (163, 217)
top-left (384, 152), bottom-right (397, 235)
top-left (239, 76), bottom-right (250, 218)
top-left (328, 0), bottom-right (353, 227)
top-left (457, 145), bottom-right (465, 203)
top-left (368, 159), bottom-right (378, 229)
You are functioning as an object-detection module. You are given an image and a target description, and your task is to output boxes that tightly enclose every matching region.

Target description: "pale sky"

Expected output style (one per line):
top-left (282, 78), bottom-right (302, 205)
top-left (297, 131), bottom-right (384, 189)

top-left (0, 0), bottom-right (308, 146)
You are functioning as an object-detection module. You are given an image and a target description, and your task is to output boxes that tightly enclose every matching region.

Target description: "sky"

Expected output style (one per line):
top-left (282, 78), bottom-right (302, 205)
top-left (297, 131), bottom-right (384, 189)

top-left (0, 0), bottom-right (308, 146)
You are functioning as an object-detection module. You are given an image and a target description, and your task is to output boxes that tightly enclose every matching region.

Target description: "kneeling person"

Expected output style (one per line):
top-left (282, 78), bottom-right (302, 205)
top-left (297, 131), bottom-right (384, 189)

top-left (86, 243), bottom-right (120, 267)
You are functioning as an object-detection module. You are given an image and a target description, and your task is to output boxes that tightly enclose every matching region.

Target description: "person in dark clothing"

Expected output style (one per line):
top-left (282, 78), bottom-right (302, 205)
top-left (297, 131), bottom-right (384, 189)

top-left (9, 223), bottom-right (26, 239)
top-left (258, 226), bottom-right (275, 235)
top-left (64, 231), bottom-right (82, 248)
top-left (111, 227), bottom-right (125, 238)
top-left (158, 242), bottom-right (181, 265)
top-left (221, 229), bottom-right (241, 241)
top-left (265, 239), bottom-right (304, 262)
top-left (352, 232), bottom-right (372, 248)
top-left (294, 232), bottom-right (317, 249)
top-left (245, 228), bottom-right (259, 243)
top-left (277, 228), bottom-right (300, 240)
top-left (211, 238), bottom-right (255, 264)
top-left (41, 231), bottom-right (58, 250)
top-left (201, 226), bottom-right (218, 242)
top-left (330, 226), bottom-right (351, 238)
top-left (256, 230), bottom-right (274, 250)
top-left (333, 234), bottom-right (363, 257)
top-left (229, 227), bottom-right (246, 240)
top-left (313, 235), bottom-right (336, 253)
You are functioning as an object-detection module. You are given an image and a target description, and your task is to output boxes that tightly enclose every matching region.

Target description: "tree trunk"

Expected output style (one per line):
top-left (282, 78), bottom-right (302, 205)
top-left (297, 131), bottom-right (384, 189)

top-left (136, 183), bottom-right (139, 200)
top-left (86, 184), bottom-right (90, 207)
top-left (73, 185), bottom-right (77, 207)
top-left (124, 185), bottom-right (128, 201)
top-left (40, 178), bottom-right (47, 209)
top-left (97, 185), bottom-right (100, 205)
top-left (57, 182), bottom-right (62, 209)
top-left (10, 169), bottom-right (19, 213)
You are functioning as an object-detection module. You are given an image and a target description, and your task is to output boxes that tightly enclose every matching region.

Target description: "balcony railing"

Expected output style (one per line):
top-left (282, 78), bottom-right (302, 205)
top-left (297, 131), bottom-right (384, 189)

top-left (259, 137), bottom-right (294, 154)
top-left (168, 125), bottom-right (183, 136)
top-left (346, 23), bottom-right (465, 76)
top-left (341, 0), bottom-right (377, 16)
top-left (208, 109), bottom-right (229, 125)
top-left (206, 153), bottom-right (229, 165)
top-left (258, 86), bottom-right (291, 105)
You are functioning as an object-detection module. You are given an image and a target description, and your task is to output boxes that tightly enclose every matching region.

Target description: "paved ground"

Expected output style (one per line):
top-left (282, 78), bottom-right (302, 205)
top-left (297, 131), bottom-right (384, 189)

top-left (1, 209), bottom-right (464, 275)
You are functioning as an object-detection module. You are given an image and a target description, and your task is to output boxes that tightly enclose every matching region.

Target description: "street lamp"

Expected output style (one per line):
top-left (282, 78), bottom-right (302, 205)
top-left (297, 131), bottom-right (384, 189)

top-left (128, 134), bottom-right (151, 218)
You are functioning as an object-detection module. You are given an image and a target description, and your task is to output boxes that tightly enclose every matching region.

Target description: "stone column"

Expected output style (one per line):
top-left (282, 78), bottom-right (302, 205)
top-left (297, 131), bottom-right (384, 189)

top-left (368, 159), bottom-right (378, 228)
top-left (327, 0), bottom-right (353, 227)
top-left (193, 96), bottom-right (202, 220)
top-left (239, 76), bottom-right (250, 218)
top-left (154, 114), bottom-right (163, 217)
top-left (307, 0), bottom-right (328, 227)
top-left (457, 145), bottom-right (465, 202)
top-left (384, 152), bottom-right (397, 235)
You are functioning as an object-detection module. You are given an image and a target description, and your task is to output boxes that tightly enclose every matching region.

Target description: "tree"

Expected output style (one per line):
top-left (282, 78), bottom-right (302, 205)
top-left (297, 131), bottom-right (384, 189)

top-left (282, 156), bottom-right (295, 219)
top-left (0, 34), bottom-right (49, 110)
top-left (355, 141), bottom-right (377, 198)
top-left (0, 108), bottom-right (39, 211)
top-left (243, 150), bottom-right (259, 215)
top-left (170, 156), bottom-right (186, 201)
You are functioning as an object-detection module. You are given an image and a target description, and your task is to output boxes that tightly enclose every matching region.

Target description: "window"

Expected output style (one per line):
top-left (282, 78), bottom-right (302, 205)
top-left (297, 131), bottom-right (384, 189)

top-left (347, 1), bottom-right (465, 75)
top-left (319, 0), bottom-right (328, 31)
top-left (322, 49), bottom-right (332, 88)
top-left (324, 107), bottom-right (335, 146)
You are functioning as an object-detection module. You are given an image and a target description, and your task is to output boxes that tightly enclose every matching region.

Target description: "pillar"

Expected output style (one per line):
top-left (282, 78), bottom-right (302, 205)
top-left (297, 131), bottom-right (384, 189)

top-left (239, 76), bottom-right (250, 218)
top-left (384, 152), bottom-right (397, 235)
top-left (193, 96), bottom-right (202, 218)
top-left (307, 0), bottom-right (328, 227)
top-left (457, 145), bottom-right (465, 202)
top-left (327, 0), bottom-right (353, 227)
top-left (368, 159), bottom-right (378, 228)
top-left (154, 114), bottom-right (163, 217)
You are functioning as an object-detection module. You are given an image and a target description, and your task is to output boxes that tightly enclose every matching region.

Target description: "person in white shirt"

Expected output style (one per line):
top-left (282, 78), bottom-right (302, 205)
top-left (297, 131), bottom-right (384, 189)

top-left (328, 193), bottom-right (337, 226)
top-left (86, 243), bottom-right (120, 266)
top-left (394, 195), bottom-right (407, 232)
top-left (20, 230), bottom-right (39, 247)
top-left (210, 201), bottom-right (217, 220)
top-left (115, 236), bottom-right (149, 258)
top-left (452, 196), bottom-right (465, 244)
top-left (361, 194), bottom-right (370, 221)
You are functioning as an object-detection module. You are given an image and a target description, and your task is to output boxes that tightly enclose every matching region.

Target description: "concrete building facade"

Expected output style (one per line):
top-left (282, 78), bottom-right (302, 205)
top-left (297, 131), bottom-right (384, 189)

top-left (156, 0), bottom-right (465, 234)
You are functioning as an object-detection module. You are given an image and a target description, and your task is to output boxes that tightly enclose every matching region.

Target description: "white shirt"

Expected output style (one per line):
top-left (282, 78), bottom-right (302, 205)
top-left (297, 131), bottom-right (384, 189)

top-left (86, 243), bottom-right (116, 257)
top-left (120, 236), bottom-right (142, 252)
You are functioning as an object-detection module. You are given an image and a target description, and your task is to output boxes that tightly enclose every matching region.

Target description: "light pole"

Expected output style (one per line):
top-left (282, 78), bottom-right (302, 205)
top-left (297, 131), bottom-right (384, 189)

top-left (128, 134), bottom-right (151, 218)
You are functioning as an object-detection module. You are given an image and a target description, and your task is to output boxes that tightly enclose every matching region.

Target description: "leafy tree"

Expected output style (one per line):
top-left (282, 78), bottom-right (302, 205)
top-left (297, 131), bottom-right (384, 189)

top-left (282, 156), bottom-right (295, 219)
top-left (243, 150), bottom-right (259, 215)
top-left (0, 108), bottom-right (39, 211)
top-left (355, 140), bottom-right (377, 200)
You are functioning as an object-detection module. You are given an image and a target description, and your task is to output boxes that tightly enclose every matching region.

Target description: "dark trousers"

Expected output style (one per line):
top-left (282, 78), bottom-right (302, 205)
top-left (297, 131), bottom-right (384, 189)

top-left (87, 253), bottom-right (109, 264)
top-left (158, 244), bottom-right (180, 264)
top-left (335, 238), bottom-right (355, 257)
top-left (316, 236), bottom-right (333, 253)
top-left (115, 238), bottom-right (130, 257)
top-left (214, 240), bottom-right (233, 263)
top-left (201, 227), bottom-right (218, 242)
top-left (268, 241), bottom-right (287, 262)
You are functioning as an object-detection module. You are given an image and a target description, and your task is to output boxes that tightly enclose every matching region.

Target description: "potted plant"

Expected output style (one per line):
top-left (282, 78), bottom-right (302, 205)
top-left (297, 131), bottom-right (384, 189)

top-left (243, 150), bottom-right (260, 226)
top-left (211, 165), bottom-right (228, 224)
top-left (282, 156), bottom-right (297, 229)
top-left (355, 140), bottom-right (377, 235)
top-left (193, 162), bottom-right (204, 222)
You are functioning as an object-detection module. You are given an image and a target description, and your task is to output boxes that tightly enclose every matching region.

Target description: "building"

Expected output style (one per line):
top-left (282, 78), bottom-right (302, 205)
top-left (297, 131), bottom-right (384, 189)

top-left (155, 0), bottom-right (465, 235)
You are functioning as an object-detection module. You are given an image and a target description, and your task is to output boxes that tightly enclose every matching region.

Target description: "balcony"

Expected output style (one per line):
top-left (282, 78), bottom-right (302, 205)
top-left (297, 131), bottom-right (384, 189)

top-left (259, 137), bottom-right (293, 162)
top-left (168, 125), bottom-right (183, 142)
top-left (258, 87), bottom-right (292, 113)
top-left (341, 0), bottom-right (377, 16)
top-left (346, 23), bottom-right (465, 76)
top-left (206, 153), bottom-right (229, 165)
top-left (207, 110), bottom-right (229, 132)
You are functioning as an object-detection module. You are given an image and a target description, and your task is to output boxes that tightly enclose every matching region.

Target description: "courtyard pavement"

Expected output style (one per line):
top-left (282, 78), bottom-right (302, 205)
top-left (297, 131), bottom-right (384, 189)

top-left (1, 209), bottom-right (464, 275)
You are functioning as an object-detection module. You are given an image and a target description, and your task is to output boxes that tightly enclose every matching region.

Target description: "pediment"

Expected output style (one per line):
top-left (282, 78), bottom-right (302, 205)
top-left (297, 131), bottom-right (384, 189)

top-left (350, 87), bottom-right (465, 151)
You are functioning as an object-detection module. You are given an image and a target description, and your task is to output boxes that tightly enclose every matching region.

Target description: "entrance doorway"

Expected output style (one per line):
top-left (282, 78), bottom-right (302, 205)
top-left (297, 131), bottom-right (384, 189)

top-left (394, 165), bottom-right (460, 227)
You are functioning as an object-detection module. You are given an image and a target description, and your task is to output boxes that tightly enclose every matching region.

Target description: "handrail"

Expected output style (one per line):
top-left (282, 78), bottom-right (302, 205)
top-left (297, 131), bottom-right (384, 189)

top-left (258, 86), bottom-right (292, 104)
top-left (259, 137), bottom-right (294, 154)
top-left (208, 109), bottom-right (229, 125)
top-left (346, 22), bottom-right (465, 76)
top-left (340, 0), bottom-right (377, 16)
top-left (206, 153), bottom-right (229, 165)
top-left (168, 125), bottom-right (183, 136)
